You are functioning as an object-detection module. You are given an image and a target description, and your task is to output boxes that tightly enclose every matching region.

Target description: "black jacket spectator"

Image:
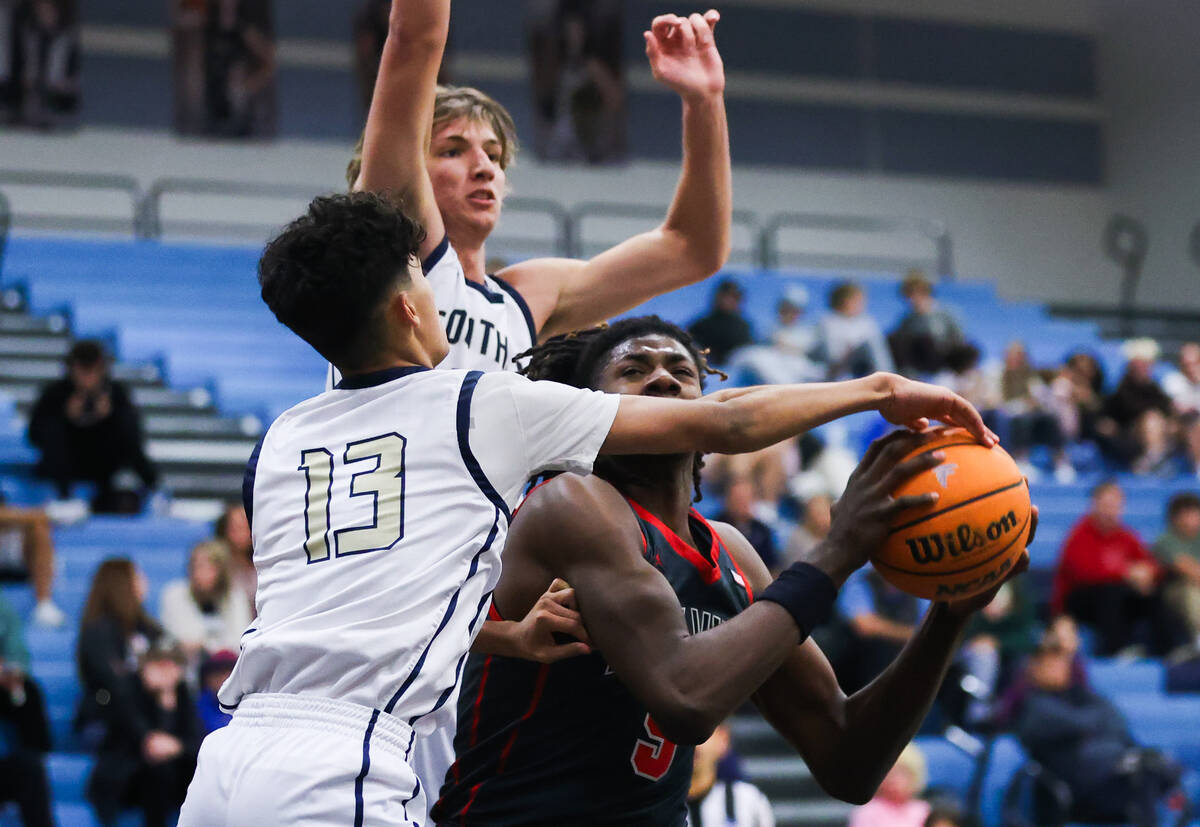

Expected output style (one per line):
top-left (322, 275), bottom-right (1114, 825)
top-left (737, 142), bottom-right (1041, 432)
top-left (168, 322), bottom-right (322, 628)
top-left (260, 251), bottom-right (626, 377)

top-left (88, 645), bottom-right (201, 827)
top-left (1016, 643), bottom-right (1182, 826)
top-left (687, 279), bottom-right (752, 365)
top-left (75, 559), bottom-right (163, 748)
top-left (28, 340), bottom-right (157, 511)
top-left (889, 271), bottom-right (966, 376)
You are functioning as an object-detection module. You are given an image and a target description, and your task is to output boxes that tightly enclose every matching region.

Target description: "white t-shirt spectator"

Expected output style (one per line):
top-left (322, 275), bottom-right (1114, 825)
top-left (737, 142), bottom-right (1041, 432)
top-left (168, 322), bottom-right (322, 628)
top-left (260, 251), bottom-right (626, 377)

top-left (1163, 370), bottom-right (1200, 415)
top-left (160, 579), bottom-right (253, 654)
top-left (688, 780), bottom-right (775, 827)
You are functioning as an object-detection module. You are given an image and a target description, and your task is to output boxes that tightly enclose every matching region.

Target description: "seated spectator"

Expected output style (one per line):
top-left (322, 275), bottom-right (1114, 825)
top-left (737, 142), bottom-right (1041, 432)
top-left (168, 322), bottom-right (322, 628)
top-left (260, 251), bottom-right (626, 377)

top-left (160, 540), bottom-right (253, 664)
top-left (1096, 339), bottom-right (1174, 468)
top-left (1177, 414), bottom-right (1200, 480)
top-left (939, 343), bottom-right (999, 417)
top-left (686, 722), bottom-right (774, 827)
top-left (992, 616), bottom-right (1088, 729)
top-left (1052, 480), bottom-right (1187, 657)
top-left (828, 568), bottom-right (924, 694)
top-left (781, 493), bottom-right (832, 573)
top-left (87, 642), bottom-right (201, 827)
top-left (1051, 351), bottom-right (1107, 444)
top-left (1164, 342), bottom-right (1200, 416)
top-left (1155, 492), bottom-right (1200, 647)
top-left (1015, 638), bottom-right (1186, 827)
top-left (958, 582), bottom-right (1037, 727)
top-left (0, 591), bottom-right (53, 827)
top-left (817, 281), bottom-right (893, 379)
top-left (996, 341), bottom-right (1074, 482)
top-left (76, 558), bottom-right (163, 749)
top-left (888, 270), bottom-right (966, 376)
top-left (848, 743), bottom-right (930, 827)
top-left (28, 340), bottom-right (158, 513)
top-left (715, 478), bottom-right (779, 571)
top-left (196, 649), bottom-right (236, 735)
top-left (215, 502), bottom-right (255, 616)
top-left (0, 494), bottom-right (64, 627)
top-left (686, 279), bottom-right (753, 366)
top-left (728, 286), bottom-right (823, 384)
top-left (1130, 407), bottom-right (1176, 477)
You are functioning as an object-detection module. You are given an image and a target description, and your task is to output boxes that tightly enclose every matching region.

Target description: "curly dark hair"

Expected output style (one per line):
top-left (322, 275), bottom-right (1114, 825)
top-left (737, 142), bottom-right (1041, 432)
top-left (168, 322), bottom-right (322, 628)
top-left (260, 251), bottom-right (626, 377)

top-left (517, 315), bottom-right (725, 502)
top-left (259, 191), bottom-right (426, 371)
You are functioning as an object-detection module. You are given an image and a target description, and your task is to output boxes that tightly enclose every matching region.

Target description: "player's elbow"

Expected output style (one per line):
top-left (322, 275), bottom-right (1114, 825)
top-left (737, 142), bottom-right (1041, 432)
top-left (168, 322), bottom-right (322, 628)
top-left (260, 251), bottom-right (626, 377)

top-left (810, 761), bottom-right (879, 805)
top-left (647, 691), bottom-right (721, 746)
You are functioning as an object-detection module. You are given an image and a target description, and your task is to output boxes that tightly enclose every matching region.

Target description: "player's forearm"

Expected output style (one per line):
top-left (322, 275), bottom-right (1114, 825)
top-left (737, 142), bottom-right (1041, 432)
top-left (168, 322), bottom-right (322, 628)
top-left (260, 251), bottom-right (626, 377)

top-left (710, 374), bottom-right (891, 453)
top-left (638, 601), bottom-right (802, 744)
top-left (660, 93), bottom-right (731, 277)
top-left (834, 604), bottom-right (969, 795)
top-left (386, 0), bottom-right (449, 48)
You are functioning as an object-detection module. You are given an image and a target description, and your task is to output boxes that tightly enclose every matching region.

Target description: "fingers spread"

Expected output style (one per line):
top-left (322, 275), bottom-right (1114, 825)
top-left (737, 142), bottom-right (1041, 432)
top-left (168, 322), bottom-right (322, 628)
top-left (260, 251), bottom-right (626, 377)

top-left (886, 492), bottom-right (939, 516)
top-left (882, 450), bottom-right (945, 492)
top-left (538, 611), bottom-right (590, 644)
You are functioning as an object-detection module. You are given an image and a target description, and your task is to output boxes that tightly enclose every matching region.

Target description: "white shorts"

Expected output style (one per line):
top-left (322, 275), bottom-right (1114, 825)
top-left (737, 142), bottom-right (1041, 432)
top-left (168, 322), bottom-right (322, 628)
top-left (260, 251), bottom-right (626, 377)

top-left (180, 693), bottom-right (424, 826)
top-left (409, 701), bottom-right (457, 819)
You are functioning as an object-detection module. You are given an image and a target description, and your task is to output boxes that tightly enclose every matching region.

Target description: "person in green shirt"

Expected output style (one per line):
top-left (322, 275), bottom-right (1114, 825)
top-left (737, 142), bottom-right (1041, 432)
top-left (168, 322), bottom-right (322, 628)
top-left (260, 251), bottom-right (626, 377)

top-left (1154, 492), bottom-right (1200, 646)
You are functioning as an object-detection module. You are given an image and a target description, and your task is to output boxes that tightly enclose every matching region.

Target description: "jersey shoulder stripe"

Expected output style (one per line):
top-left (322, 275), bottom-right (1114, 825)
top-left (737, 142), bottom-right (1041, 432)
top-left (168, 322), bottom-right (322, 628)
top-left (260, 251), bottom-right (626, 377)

top-left (456, 371), bottom-right (512, 523)
top-left (242, 431), bottom-right (267, 530)
top-left (490, 274), bottom-right (538, 346)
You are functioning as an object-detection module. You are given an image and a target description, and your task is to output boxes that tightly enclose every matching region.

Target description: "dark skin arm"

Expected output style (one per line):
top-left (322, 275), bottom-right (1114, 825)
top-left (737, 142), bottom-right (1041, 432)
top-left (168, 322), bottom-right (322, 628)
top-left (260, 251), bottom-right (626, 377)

top-left (495, 429), bottom-right (958, 747)
top-left (725, 512), bottom-right (1032, 805)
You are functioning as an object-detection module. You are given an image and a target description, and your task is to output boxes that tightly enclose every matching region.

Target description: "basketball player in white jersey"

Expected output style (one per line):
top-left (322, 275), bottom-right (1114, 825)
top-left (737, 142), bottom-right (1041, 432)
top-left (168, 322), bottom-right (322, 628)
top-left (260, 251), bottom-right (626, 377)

top-left (339, 1), bottom-right (732, 803)
top-left (180, 191), bottom-right (994, 826)
top-left (344, 0), bottom-right (730, 373)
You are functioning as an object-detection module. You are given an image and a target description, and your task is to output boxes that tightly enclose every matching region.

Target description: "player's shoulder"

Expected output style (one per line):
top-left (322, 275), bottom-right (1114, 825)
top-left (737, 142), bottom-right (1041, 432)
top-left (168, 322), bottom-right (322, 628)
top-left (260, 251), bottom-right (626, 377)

top-left (515, 474), bottom-right (637, 540)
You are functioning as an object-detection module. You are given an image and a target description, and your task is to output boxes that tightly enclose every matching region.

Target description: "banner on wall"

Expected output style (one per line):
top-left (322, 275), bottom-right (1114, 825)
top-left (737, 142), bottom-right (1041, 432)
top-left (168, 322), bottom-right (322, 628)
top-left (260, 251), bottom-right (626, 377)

top-left (527, 0), bottom-right (625, 164)
top-left (0, 0), bottom-right (80, 129)
top-left (171, 0), bottom-right (277, 138)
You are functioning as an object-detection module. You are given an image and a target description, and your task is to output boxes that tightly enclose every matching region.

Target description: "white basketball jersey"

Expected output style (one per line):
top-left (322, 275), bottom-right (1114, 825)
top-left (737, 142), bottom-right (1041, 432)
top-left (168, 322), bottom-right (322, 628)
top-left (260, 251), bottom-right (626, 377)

top-left (326, 238), bottom-right (537, 389)
top-left (222, 367), bottom-right (618, 743)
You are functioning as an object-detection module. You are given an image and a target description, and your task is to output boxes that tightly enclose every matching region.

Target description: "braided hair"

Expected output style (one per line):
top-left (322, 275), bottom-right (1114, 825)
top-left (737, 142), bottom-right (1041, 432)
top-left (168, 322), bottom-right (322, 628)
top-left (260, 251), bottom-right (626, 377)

top-left (517, 315), bottom-right (726, 502)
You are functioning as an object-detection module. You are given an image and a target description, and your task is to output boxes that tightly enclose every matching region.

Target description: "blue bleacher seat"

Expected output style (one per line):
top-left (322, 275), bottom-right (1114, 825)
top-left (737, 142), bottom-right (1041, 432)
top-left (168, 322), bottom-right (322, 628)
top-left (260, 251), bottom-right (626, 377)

top-left (978, 735), bottom-right (1029, 827)
top-left (1088, 659), bottom-right (1165, 696)
top-left (914, 735), bottom-right (975, 800)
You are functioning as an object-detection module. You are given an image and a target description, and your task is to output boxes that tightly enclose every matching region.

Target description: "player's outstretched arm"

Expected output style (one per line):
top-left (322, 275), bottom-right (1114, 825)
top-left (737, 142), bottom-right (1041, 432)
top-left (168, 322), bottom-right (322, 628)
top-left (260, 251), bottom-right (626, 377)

top-left (355, 0), bottom-right (447, 260)
top-left (601, 372), bottom-right (997, 458)
top-left (509, 432), bottom-right (946, 746)
top-left (736, 508), bottom-right (1035, 805)
top-left (500, 11), bottom-right (731, 341)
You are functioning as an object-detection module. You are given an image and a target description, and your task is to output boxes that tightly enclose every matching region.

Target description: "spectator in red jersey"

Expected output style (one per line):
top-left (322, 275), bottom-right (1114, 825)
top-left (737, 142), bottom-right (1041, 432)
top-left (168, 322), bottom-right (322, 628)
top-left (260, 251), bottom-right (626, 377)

top-left (1052, 480), bottom-right (1187, 656)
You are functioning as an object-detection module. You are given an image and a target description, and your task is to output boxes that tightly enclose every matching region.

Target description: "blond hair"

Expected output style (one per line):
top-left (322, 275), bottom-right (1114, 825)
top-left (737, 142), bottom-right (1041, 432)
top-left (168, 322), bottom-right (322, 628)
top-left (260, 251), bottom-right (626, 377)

top-left (346, 85), bottom-right (519, 189)
top-left (893, 743), bottom-right (928, 795)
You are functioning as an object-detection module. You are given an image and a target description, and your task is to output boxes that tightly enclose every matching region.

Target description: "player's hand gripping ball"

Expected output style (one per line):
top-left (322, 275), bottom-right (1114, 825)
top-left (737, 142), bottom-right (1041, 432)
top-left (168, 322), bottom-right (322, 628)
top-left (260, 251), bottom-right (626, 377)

top-left (873, 427), bottom-right (1032, 601)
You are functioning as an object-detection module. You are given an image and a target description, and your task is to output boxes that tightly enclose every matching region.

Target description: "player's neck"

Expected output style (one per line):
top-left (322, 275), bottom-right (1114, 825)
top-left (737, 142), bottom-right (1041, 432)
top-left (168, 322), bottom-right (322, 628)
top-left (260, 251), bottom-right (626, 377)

top-left (453, 236), bottom-right (488, 284)
top-left (611, 457), bottom-right (696, 538)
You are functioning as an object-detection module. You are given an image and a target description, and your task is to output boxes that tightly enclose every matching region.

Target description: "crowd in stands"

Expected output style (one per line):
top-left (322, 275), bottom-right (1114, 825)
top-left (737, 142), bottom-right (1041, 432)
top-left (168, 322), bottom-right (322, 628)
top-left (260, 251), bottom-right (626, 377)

top-left (682, 273), bottom-right (1200, 825)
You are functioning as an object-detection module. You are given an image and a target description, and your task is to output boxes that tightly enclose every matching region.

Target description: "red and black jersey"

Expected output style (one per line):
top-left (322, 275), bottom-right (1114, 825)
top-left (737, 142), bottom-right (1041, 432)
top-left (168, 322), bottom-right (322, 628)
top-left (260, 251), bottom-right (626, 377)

top-left (432, 499), bottom-right (754, 826)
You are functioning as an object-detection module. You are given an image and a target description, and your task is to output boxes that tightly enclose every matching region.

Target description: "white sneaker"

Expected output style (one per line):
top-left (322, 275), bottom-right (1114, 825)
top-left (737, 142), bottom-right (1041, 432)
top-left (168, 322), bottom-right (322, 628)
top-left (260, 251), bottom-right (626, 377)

top-left (44, 498), bottom-right (89, 526)
top-left (32, 600), bottom-right (66, 628)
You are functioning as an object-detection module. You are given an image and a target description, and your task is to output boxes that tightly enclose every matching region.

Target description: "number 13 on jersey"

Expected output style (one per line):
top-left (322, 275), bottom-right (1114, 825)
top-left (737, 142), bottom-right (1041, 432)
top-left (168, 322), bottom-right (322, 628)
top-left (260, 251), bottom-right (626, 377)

top-left (298, 432), bottom-right (407, 564)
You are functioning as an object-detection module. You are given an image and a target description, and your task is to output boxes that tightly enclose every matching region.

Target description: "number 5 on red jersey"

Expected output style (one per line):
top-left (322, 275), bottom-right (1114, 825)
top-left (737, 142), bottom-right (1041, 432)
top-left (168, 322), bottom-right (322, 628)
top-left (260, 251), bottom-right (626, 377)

top-left (630, 713), bottom-right (678, 781)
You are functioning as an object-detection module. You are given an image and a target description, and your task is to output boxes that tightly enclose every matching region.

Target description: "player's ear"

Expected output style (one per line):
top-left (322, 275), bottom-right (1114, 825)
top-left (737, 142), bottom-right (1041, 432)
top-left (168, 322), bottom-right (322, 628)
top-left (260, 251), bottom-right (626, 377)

top-left (392, 291), bottom-right (421, 331)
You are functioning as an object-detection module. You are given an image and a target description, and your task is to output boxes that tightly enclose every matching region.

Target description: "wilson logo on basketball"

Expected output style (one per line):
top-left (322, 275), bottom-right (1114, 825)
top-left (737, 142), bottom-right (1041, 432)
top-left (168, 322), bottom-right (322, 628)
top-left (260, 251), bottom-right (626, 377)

top-left (904, 509), bottom-right (1019, 564)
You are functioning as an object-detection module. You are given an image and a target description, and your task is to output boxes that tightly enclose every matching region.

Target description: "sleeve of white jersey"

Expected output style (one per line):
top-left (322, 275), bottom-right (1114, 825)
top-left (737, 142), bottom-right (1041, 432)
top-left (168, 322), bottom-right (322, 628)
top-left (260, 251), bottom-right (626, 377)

top-left (467, 372), bottom-right (620, 508)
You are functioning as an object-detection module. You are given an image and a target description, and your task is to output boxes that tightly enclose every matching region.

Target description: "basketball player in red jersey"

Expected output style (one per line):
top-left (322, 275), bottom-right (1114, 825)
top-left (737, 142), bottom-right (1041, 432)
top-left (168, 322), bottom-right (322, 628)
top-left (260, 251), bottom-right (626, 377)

top-left (436, 318), bottom-right (1035, 825)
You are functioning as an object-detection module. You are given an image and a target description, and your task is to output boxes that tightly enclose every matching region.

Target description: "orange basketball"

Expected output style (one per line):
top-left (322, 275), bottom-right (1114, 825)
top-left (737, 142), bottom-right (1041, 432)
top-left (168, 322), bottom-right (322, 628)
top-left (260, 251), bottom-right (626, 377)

top-left (872, 427), bottom-right (1032, 601)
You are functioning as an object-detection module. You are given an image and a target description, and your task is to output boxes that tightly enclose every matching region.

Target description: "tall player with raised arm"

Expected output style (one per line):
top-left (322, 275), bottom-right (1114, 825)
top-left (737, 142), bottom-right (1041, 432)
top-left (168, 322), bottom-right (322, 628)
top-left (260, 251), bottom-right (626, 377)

top-left (347, 1), bottom-right (733, 805)
top-left (180, 192), bottom-right (994, 826)
top-left (347, 0), bottom-right (730, 371)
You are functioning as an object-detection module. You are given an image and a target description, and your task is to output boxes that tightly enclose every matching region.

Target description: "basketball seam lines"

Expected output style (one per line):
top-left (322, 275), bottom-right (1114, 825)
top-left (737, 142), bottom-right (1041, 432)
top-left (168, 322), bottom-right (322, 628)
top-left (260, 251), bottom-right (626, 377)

top-left (873, 507), bottom-right (1031, 578)
top-left (888, 478), bottom-right (1026, 534)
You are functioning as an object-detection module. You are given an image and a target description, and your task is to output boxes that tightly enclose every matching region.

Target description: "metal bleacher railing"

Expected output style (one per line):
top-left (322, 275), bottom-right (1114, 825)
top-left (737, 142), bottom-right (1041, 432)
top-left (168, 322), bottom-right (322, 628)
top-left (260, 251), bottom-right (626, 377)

top-left (0, 169), bottom-right (954, 277)
top-left (0, 169), bottom-right (143, 236)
